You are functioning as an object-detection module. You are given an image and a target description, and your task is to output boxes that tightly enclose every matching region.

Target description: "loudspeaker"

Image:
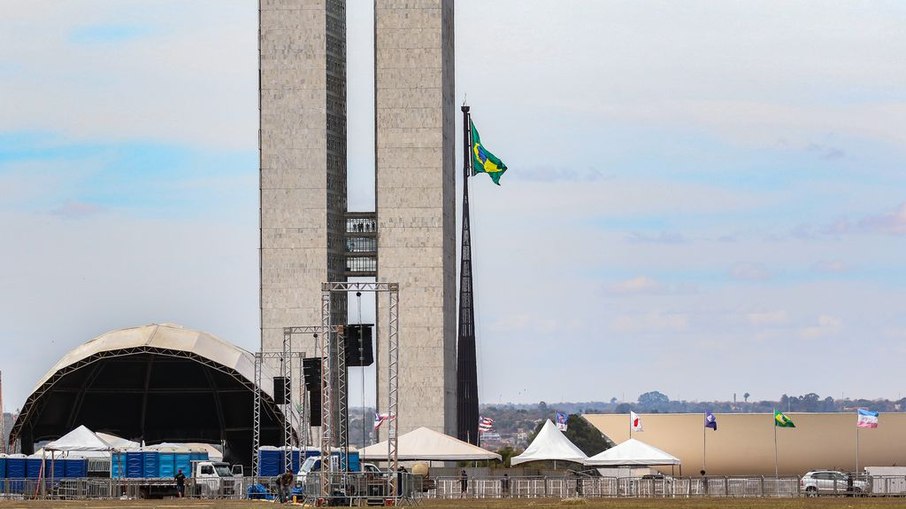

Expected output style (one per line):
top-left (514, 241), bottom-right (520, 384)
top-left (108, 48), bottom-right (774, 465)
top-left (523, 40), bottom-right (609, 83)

top-left (344, 324), bottom-right (374, 367)
top-left (302, 357), bottom-right (322, 390)
top-left (273, 377), bottom-right (288, 404)
top-left (309, 392), bottom-right (322, 427)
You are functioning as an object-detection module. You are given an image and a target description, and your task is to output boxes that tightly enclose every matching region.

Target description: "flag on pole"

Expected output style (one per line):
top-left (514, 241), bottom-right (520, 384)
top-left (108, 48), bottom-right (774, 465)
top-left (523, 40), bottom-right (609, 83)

top-left (857, 409), bottom-right (879, 428)
top-left (630, 411), bottom-right (644, 432)
top-left (373, 412), bottom-right (394, 431)
top-left (470, 119), bottom-right (508, 185)
top-left (478, 416), bottom-right (495, 432)
top-left (773, 409), bottom-right (795, 428)
top-left (705, 411), bottom-right (717, 430)
top-left (556, 412), bottom-right (568, 432)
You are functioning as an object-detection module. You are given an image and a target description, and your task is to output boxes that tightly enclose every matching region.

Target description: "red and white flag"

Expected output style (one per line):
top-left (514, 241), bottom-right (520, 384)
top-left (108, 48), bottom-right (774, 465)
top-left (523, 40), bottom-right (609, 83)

top-left (373, 412), bottom-right (394, 431)
top-left (630, 411), bottom-right (644, 432)
top-left (478, 416), bottom-right (494, 432)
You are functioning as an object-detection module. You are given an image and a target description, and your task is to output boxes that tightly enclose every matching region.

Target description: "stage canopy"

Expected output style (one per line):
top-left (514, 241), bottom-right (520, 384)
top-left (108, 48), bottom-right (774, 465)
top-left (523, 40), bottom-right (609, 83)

top-left (10, 323), bottom-right (287, 467)
top-left (359, 427), bottom-right (501, 462)
top-left (510, 419), bottom-right (587, 466)
top-left (585, 438), bottom-right (680, 466)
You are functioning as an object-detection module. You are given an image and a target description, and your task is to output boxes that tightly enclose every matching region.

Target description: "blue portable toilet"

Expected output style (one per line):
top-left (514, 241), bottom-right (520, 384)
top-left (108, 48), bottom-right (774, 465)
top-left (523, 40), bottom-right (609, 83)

top-left (64, 458), bottom-right (88, 478)
top-left (258, 447), bottom-right (282, 477)
top-left (159, 452), bottom-right (176, 479)
top-left (26, 457), bottom-right (42, 479)
top-left (7, 454), bottom-right (26, 478)
top-left (126, 451), bottom-right (143, 478)
top-left (111, 452), bottom-right (126, 479)
top-left (43, 458), bottom-right (64, 478)
top-left (143, 451), bottom-right (160, 478)
top-left (174, 453), bottom-right (191, 477)
top-left (0, 454), bottom-right (6, 478)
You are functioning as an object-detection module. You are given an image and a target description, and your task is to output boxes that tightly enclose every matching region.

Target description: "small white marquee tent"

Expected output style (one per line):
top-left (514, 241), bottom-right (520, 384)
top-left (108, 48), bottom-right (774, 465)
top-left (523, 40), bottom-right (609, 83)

top-left (45, 425), bottom-right (113, 452)
top-left (584, 438), bottom-right (680, 466)
top-left (359, 427), bottom-right (501, 461)
top-left (510, 419), bottom-right (587, 466)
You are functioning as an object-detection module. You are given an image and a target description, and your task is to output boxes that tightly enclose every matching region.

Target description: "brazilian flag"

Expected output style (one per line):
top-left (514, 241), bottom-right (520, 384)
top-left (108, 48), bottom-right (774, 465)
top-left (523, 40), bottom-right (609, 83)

top-left (774, 409), bottom-right (796, 428)
top-left (470, 119), bottom-right (507, 185)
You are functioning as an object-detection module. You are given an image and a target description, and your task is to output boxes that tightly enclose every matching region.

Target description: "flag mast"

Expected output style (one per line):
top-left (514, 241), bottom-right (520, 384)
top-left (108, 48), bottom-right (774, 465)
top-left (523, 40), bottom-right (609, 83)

top-left (456, 104), bottom-right (480, 445)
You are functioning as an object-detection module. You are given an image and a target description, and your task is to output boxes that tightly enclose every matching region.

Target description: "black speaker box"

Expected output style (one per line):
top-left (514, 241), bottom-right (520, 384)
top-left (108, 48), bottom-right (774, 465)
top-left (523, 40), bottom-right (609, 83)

top-left (344, 324), bottom-right (374, 366)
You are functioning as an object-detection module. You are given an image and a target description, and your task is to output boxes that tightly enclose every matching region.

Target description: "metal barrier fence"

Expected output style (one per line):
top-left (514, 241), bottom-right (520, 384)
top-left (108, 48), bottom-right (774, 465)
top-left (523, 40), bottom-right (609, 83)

top-left (2, 474), bottom-right (905, 500)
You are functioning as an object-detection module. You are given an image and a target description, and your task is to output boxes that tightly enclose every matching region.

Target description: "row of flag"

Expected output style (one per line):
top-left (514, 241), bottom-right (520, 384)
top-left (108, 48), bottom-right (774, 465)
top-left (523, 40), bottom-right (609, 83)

top-left (623, 408), bottom-right (880, 431)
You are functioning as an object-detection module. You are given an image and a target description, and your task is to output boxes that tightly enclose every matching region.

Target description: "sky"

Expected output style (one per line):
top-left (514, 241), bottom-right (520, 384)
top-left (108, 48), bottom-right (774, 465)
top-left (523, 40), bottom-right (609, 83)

top-left (1, 1), bottom-right (905, 412)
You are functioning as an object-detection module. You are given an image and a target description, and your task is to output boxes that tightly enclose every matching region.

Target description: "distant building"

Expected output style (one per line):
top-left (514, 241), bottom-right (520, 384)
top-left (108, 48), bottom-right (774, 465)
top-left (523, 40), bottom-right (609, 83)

top-left (585, 412), bottom-right (906, 476)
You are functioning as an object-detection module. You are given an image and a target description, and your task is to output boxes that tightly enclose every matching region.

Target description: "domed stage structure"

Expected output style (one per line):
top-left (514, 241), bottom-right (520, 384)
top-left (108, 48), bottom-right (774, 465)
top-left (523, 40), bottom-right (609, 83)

top-left (10, 323), bottom-right (286, 467)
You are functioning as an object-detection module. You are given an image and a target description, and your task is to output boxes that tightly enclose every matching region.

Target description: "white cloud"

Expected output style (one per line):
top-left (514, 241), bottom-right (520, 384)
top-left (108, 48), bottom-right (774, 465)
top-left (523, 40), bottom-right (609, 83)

top-left (746, 310), bottom-right (789, 327)
top-left (729, 263), bottom-right (772, 281)
top-left (800, 315), bottom-right (843, 340)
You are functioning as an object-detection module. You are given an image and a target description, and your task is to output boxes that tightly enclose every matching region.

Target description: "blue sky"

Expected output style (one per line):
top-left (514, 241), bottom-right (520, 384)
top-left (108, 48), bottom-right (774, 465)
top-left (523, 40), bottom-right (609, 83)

top-left (1, 1), bottom-right (905, 411)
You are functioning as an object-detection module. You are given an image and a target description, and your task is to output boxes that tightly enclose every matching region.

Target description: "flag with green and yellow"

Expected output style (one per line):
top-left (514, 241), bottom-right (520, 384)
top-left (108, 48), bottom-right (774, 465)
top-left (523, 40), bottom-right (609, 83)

top-left (774, 409), bottom-right (796, 428)
top-left (470, 119), bottom-right (508, 185)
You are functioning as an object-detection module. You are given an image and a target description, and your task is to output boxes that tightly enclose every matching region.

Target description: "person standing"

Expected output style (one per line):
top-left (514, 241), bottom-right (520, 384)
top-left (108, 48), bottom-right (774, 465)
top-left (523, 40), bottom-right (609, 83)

top-left (500, 473), bottom-right (510, 498)
top-left (277, 469), bottom-right (294, 503)
top-left (459, 469), bottom-right (468, 498)
top-left (174, 468), bottom-right (186, 498)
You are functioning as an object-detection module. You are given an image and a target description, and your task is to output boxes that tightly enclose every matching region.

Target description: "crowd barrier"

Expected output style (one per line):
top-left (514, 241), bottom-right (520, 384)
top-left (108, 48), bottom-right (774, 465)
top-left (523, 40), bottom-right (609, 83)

top-left (1, 473), bottom-right (904, 500)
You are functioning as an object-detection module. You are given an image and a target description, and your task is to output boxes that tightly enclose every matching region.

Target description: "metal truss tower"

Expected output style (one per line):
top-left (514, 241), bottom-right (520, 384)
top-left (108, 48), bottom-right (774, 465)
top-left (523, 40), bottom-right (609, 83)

top-left (456, 106), bottom-right (480, 444)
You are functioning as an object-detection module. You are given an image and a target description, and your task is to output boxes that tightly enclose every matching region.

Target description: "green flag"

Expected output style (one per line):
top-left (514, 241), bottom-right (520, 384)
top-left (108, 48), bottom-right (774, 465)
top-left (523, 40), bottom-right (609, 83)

top-left (774, 409), bottom-right (795, 428)
top-left (470, 119), bottom-right (508, 185)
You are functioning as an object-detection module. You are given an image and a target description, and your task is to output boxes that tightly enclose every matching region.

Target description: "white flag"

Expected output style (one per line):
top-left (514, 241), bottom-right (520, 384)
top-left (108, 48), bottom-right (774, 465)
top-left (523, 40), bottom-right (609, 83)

top-left (630, 411), bottom-right (644, 432)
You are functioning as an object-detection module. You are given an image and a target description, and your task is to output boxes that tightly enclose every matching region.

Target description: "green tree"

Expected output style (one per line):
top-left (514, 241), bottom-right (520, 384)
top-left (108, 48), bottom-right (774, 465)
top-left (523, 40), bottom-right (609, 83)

top-left (564, 414), bottom-right (610, 456)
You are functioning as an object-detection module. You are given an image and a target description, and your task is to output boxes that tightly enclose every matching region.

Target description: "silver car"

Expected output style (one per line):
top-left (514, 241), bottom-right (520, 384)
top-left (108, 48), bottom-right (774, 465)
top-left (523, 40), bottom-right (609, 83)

top-left (800, 470), bottom-right (867, 496)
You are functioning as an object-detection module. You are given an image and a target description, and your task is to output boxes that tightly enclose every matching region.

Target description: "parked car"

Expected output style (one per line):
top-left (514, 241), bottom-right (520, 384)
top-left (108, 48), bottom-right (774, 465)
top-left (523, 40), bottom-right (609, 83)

top-left (800, 470), bottom-right (867, 496)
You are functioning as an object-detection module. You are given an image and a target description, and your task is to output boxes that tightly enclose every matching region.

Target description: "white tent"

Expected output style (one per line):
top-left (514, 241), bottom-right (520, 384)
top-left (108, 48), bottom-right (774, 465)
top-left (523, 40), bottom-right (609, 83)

top-left (584, 438), bottom-right (680, 466)
top-left (359, 427), bottom-right (501, 461)
top-left (45, 425), bottom-right (113, 452)
top-left (510, 419), bottom-right (587, 466)
top-left (96, 432), bottom-right (140, 450)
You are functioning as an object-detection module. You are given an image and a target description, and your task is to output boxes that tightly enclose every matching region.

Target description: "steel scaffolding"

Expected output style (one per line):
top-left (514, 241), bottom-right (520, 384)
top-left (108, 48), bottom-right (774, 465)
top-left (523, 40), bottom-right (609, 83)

top-left (321, 281), bottom-right (400, 498)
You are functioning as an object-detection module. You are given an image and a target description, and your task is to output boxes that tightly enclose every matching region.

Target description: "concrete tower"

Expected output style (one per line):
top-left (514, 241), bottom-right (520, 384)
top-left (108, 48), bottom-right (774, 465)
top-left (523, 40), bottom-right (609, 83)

top-left (259, 0), bottom-right (347, 358)
top-left (374, 0), bottom-right (457, 437)
top-left (259, 0), bottom-right (456, 439)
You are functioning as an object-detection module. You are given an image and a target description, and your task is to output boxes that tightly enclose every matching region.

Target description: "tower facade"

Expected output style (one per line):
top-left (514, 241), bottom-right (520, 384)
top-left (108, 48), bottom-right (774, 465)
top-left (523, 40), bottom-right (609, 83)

top-left (374, 0), bottom-right (457, 437)
top-left (259, 0), bottom-right (347, 358)
top-left (259, 0), bottom-right (456, 440)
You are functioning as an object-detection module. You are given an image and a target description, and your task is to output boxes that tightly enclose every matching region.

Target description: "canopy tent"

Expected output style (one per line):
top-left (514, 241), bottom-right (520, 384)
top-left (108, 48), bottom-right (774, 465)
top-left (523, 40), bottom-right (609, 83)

top-left (584, 438), bottom-right (680, 466)
top-left (96, 432), bottom-right (140, 450)
top-left (45, 425), bottom-right (113, 452)
top-left (510, 419), bottom-right (587, 466)
top-left (359, 427), bottom-right (501, 461)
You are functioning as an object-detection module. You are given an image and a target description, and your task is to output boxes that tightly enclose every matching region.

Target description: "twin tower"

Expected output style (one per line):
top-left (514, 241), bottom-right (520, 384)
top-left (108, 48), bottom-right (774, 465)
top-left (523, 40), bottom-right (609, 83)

top-left (258, 1), bottom-right (457, 438)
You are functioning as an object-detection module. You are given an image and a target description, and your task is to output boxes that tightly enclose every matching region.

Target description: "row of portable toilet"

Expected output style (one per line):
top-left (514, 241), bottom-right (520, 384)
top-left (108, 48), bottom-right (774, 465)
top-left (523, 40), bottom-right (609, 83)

top-left (0, 455), bottom-right (88, 479)
top-left (258, 447), bottom-right (320, 477)
top-left (257, 447), bottom-right (360, 477)
top-left (111, 451), bottom-right (209, 479)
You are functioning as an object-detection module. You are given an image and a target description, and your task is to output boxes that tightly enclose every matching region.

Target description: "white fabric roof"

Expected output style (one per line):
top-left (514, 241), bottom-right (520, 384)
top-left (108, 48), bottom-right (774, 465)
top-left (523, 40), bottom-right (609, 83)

top-left (359, 427), bottom-right (501, 461)
top-left (45, 425), bottom-right (112, 452)
top-left (29, 323), bottom-right (274, 398)
top-left (510, 420), bottom-right (587, 466)
top-left (96, 432), bottom-right (140, 450)
top-left (584, 438), bottom-right (680, 466)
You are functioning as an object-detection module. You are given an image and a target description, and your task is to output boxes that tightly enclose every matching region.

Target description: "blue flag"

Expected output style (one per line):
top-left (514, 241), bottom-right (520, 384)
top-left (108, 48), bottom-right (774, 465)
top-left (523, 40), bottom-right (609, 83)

top-left (705, 411), bottom-right (717, 430)
top-left (556, 412), bottom-right (568, 431)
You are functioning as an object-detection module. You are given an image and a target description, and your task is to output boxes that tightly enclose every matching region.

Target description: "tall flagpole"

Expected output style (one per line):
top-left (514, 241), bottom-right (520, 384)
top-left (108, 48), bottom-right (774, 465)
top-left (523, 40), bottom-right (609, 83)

top-left (855, 426), bottom-right (860, 475)
top-left (702, 419), bottom-right (706, 473)
top-left (773, 413), bottom-right (779, 477)
top-left (456, 105), bottom-right (479, 444)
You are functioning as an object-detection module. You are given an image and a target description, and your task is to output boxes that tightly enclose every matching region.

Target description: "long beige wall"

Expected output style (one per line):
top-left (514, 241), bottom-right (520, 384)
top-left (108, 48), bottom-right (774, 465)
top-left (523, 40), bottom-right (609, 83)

top-left (374, 0), bottom-right (457, 437)
top-left (585, 413), bottom-right (906, 476)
